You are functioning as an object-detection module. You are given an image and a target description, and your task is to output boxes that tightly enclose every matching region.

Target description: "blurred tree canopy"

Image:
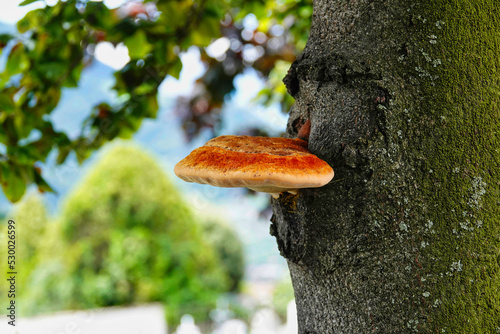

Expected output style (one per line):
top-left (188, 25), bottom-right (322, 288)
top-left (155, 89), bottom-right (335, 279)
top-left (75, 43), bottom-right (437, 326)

top-left (3, 143), bottom-right (243, 324)
top-left (0, 0), bottom-right (312, 202)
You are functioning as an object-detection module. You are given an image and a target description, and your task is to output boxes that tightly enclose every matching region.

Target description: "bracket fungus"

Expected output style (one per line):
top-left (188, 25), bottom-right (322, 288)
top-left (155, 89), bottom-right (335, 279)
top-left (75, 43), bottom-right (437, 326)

top-left (174, 135), bottom-right (334, 198)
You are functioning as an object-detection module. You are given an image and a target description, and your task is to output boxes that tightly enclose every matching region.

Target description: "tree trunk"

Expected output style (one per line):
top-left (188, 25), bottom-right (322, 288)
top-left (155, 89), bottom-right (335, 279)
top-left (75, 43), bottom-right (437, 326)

top-left (271, 0), bottom-right (500, 332)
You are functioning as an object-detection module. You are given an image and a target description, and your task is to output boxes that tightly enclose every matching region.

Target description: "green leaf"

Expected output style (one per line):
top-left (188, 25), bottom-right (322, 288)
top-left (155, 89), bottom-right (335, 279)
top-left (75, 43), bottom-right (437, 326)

top-left (23, 137), bottom-right (54, 162)
top-left (13, 112), bottom-right (31, 139)
top-left (38, 62), bottom-right (67, 81)
top-left (134, 82), bottom-right (157, 95)
top-left (6, 44), bottom-right (29, 75)
top-left (0, 93), bottom-right (16, 113)
top-left (190, 18), bottom-right (220, 47)
top-left (168, 59), bottom-right (183, 80)
top-left (17, 8), bottom-right (47, 33)
top-left (1, 164), bottom-right (26, 202)
top-left (83, 2), bottom-right (114, 30)
top-left (0, 34), bottom-right (12, 53)
top-left (56, 146), bottom-right (71, 164)
top-left (34, 169), bottom-right (54, 193)
top-left (74, 140), bottom-right (91, 164)
top-left (16, 17), bottom-right (32, 33)
top-left (63, 62), bottom-right (83, 88)
top-left (124, 30), bottom-right (152, 59)
top-left (117, 126), bottom-right (135, 139)
top-left (144, 94), bottom-right (159, 118)
top-left (19, 0), bottom-right (42, 6)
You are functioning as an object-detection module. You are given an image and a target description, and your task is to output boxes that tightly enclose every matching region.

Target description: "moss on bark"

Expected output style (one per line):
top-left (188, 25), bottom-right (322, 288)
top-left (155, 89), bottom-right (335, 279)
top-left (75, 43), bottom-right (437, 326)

top-left (408, 1), bottom-right (500, 332)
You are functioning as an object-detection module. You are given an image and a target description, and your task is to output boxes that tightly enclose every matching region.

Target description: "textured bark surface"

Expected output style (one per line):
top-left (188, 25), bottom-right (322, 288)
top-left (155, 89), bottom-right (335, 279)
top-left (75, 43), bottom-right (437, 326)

top-left (271, 0), bottom-right (500, 332)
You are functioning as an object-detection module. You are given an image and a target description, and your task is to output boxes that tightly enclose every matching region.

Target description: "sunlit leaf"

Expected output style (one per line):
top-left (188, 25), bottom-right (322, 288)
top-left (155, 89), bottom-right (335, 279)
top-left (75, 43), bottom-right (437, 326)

top-left (124, 30), bottom-right (152, 59)
top-left (132, 82), bottom-right (153, 95)
top-left (17, 8), bottom-right (47, 33)
top-left (1, 164), bottom-right (26, 202)
top-left (144, 94), bottom-right (159, 118)
top-left (190, 18), bottom-right (220, 47)
top-left (6, 44), bottom-right (29, 75)
top-left (168, 59), bottom-right (183, 80)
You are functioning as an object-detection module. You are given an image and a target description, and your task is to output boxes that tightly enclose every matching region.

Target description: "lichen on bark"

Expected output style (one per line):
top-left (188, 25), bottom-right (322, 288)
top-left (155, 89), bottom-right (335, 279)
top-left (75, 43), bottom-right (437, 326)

top-left (271, 0), bottom-right (500, 332)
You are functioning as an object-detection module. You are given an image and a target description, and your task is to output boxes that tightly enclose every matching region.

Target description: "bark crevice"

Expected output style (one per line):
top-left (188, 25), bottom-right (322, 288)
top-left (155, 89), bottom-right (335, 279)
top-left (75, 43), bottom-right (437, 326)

top-left (270, 195), bottom-right (307, 264)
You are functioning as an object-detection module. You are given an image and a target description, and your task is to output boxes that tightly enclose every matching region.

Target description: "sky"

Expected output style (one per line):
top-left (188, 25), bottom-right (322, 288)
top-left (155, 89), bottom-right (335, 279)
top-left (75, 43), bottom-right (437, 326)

top-left (0, 0), bottom-right (128, 24)
top-left (0, 0), bottom-right (45, 24)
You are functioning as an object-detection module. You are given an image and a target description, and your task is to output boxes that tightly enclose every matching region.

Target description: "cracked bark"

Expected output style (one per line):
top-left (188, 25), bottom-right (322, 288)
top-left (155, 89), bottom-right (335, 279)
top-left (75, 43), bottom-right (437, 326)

top-left (271, 0), bottom-right (500, 333)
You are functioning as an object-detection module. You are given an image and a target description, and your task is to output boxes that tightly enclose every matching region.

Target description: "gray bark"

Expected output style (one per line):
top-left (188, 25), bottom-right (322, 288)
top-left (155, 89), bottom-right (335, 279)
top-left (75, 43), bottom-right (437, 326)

top-left (271, 0), bottom-right (500, 333)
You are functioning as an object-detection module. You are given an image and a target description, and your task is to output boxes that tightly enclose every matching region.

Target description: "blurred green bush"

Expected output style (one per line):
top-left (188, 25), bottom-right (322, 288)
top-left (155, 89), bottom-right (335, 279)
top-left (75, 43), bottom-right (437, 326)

top-left (201, 218), bottom-right (245, 292)
top-left (7, 143), bottom-right (244, 325)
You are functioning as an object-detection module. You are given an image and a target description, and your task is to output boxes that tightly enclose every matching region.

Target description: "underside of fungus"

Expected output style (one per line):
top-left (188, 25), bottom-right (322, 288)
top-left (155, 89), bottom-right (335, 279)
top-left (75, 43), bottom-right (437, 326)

top-left (174, 135), bottom-right (334, 198)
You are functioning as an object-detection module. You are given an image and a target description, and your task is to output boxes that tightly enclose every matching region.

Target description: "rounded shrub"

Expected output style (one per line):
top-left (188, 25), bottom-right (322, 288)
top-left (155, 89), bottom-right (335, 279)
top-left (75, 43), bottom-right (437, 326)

top-left (25, 143), bottom-right (230, 324)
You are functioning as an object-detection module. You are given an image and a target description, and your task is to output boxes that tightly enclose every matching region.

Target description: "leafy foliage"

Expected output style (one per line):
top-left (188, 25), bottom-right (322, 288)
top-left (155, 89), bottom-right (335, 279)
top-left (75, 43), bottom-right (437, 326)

top-left (0, 0), bottom-right (312, 202)
top-left (16, 143), bottom-right (238, 324)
